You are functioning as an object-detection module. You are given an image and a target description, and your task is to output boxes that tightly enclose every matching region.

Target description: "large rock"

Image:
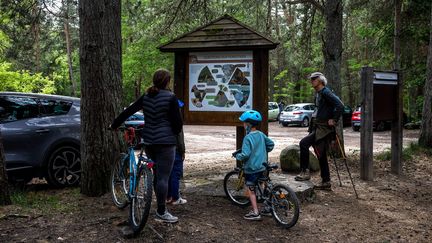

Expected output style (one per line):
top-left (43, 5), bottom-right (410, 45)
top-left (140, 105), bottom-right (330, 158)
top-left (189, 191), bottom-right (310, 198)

top-left (279, 145), bottom-right (320, 172)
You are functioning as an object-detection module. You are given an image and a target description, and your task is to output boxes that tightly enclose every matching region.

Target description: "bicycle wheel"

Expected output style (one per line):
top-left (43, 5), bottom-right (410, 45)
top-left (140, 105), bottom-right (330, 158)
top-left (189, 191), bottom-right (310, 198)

top-left (223, 170), bottom-right (250, 207)
top-left (270, 184), bottom-right (300, 229)
top-left (129, 166), bottom-right (153, 235)
top-left (110, 153), bottom-right (129, 209)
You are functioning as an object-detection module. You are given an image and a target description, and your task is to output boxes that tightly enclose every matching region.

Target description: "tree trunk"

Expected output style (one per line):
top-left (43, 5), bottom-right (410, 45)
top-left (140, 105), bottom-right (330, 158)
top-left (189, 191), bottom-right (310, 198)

top-left (419, 5), bottom-right (432, 147)
top-left (63, 0), bottom-right (77, 96)
top-left (393, 0), bottom-right (401, 70)
top-left (0, 132), bottom-right (12, 205)
top-left (322, 0), bottom-right (343, 96)
top-left (31, 1), bottom-right (41, 72)
top-left (79, 0), bottom-right (123, 196)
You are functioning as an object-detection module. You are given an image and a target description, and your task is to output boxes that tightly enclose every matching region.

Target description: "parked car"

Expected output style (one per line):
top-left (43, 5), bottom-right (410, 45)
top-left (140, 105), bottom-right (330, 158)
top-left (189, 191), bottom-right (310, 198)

top-left (342, 105), bottom-right (352, 127)
top-left (268, 102), bottom-right (280, 121)
top-left (279, 103), bottom-right (316, 127)
top-left (0, 92), bottom-right (81, 187)
top-left (125, 112), bottom-right (144, 129)
top-left (351, 105), bottom-right (407, 131)
top-left (0, 92), bottom-right (144, 186)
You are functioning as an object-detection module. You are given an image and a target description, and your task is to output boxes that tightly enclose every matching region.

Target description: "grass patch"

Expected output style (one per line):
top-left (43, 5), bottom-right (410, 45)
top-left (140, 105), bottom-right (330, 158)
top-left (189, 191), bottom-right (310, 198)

top-left (10, 187), bottom-right (79, 214)
top-left (375, 142), bottom-right (432, 161)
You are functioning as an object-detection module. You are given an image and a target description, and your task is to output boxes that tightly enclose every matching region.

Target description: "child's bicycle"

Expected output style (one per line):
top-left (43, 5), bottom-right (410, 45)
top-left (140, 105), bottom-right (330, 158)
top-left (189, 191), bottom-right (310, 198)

top-left (223, 150), bottom-right (300, 229)
top-left (110, 126), bottom-right (154, 235)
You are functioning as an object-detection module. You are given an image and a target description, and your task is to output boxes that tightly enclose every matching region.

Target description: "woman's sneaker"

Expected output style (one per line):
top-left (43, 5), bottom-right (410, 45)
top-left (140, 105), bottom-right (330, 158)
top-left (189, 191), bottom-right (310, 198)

top-left (155, 210), bottom-right (178, 223)
top-left (172, 197), bottom-right (187, 205)
top-left (244, 211), bottom-right (261, 221)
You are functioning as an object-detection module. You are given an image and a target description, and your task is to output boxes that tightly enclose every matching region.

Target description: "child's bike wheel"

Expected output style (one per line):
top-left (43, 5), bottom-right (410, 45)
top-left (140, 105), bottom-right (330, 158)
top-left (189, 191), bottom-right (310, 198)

top-left (223, 170), bottom-right (251, 207)
top-left (110, 153), bottom-right (129, 209)
top-left (129, 166), bottom-right (153, 235)
top-left (270, 184), bottom-right (300, 229)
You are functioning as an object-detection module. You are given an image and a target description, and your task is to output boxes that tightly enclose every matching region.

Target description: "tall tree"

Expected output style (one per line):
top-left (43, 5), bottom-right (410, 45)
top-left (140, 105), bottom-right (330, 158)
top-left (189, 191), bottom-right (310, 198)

top-left (322, 0), bottom-right (343, 96)
top-left (79, 0), bottom-right (123, 196)
top-left (62, 0), bottom-right (77, 96)
top-left (419, 4), bottom-right (432, 147)
top-left (0, 132), bottom-right (11, 205)
top-left (283, 0), bottom-right (343, 95)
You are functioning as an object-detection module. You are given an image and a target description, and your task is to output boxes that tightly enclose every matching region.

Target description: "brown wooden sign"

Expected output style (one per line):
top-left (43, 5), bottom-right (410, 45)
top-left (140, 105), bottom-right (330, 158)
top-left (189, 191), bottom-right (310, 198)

top-left (159, 15), bottom-right (278, 134)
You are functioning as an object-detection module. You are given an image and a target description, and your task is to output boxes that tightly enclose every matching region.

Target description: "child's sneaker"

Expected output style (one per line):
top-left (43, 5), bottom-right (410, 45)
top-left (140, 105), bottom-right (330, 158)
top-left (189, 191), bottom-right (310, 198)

top-left (260, 207), bottom-right (272, 216)
top-left (244, 211), bottom-right (262, 221)
top-left (171, 197), bottom-right (187, 205)
top-left (155, 210), bottom-right (178, 223)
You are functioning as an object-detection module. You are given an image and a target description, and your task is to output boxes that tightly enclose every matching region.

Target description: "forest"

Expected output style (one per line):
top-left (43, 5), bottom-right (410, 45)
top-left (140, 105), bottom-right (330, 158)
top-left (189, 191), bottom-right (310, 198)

top-left (0, 0), bottom-right (431, 121)
top-left (1, 1), bottom-right (432, 240)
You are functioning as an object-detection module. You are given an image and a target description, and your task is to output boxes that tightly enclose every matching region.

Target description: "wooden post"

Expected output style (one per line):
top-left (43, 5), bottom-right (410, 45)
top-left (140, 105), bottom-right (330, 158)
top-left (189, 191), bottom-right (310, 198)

top-left (360, 67), bottom-right (374, 180)
top-left (391, 72), bottom-right (403, 174)
top-left (236, 126), bottom-right (245, 167)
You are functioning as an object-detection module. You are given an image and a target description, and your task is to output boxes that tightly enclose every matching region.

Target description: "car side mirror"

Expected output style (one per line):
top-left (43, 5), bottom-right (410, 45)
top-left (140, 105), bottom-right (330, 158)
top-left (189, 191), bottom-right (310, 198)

top-left (0, 106), bottom-right (5, 114)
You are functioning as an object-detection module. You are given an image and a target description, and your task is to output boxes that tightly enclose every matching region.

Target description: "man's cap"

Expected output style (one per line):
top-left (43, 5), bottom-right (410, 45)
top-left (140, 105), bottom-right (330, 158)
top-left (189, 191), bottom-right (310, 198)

top-left (309, 72), bottom-right (324, 79)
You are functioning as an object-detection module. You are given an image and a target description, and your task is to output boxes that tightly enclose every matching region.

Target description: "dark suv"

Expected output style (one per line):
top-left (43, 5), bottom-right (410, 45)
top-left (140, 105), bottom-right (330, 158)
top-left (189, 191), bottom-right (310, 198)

top-left (0, 92), bottom-right (81, 187)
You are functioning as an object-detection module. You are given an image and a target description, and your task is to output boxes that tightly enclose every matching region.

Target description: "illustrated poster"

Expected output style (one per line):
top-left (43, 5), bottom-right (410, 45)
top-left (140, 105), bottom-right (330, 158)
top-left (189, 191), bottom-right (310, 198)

top-left (189, 51), bottom-right (253, 112)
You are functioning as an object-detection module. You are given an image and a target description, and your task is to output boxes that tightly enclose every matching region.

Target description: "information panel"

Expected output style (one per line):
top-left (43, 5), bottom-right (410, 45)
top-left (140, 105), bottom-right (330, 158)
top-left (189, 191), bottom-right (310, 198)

top-left (188, 51), bottom-right (253, 112)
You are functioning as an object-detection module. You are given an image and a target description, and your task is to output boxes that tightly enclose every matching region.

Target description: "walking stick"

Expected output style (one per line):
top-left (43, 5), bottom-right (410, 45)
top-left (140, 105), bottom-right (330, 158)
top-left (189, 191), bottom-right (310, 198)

top-left (334, 133), bottom-right (359, 199)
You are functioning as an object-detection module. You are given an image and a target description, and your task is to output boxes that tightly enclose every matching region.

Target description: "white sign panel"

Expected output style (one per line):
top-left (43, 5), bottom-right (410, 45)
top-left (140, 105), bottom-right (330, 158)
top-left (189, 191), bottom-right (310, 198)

top-left (373, 71), bottom-right (398, 85)
top-left (189, 51), bottom-right (253, 112)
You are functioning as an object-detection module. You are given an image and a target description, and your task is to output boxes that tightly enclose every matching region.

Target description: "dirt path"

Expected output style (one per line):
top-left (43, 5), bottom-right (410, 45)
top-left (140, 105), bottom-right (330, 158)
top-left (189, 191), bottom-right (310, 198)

top-left (1, 124), bottom-right (430, 243)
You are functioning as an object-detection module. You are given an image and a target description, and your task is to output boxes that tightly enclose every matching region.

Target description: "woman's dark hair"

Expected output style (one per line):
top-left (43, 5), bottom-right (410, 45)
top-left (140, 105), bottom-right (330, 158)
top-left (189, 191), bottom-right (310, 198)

top-left (147, 69), bottom-right (171, 96)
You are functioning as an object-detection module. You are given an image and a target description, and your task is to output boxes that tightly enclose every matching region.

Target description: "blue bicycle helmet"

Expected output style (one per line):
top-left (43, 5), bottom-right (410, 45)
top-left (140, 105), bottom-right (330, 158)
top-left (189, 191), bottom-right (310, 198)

top-left (239, 110), bottom-right (262, 126)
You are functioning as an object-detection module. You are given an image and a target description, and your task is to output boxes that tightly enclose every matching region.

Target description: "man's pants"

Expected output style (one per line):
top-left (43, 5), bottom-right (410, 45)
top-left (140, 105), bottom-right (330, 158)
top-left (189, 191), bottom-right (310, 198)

top-left (299, 131), bottom-right (330, 182)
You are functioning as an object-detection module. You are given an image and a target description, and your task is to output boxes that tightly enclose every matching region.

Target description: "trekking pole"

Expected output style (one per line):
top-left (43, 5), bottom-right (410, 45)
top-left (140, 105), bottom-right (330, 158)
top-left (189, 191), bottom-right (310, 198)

top-left (335, 133), bottom-right (359, 199)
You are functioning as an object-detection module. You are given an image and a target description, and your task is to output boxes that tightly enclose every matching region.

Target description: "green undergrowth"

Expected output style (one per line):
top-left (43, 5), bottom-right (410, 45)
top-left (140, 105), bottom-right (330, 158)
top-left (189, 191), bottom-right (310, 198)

top-left (375, 142), bottom-right (432, 161)
top-left (10, 187), bottom-right (80, 215)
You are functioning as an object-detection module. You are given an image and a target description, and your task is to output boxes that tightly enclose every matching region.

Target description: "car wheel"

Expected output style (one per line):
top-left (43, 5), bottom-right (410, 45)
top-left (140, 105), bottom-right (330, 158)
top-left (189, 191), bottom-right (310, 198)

top-left (352, 126), bottom-right (360, 132)
top-left (301, 117), bottom-right (309, 127)
top-left (46, 145), bottom-right (81, 188)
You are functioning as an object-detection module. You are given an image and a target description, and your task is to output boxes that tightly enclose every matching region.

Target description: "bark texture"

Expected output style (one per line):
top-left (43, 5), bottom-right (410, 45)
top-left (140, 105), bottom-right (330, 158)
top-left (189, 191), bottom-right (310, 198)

top-left (322, 0), bottom-right (343, 96)
top-left (419, 5), bottom-right (432, 147)
top-left (79, 0), bottom-right (123, 196)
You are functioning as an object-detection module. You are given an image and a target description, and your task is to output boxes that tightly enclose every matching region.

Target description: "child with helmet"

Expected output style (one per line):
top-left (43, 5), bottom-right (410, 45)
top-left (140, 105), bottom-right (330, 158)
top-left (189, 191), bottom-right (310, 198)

top-left (234, 110), bottom-right (274, 220)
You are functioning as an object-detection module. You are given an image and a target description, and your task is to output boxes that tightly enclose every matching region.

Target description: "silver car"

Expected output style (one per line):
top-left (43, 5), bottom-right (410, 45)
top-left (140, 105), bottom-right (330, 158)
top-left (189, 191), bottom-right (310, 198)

top-left (0, 92), bottom-right (81, 187)
top-left (279, 103), bottom-right (316, 127)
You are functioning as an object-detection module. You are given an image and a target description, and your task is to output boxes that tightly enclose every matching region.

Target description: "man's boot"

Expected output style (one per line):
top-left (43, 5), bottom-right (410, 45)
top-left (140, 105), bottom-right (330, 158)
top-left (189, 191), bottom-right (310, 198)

top-left (314, 181), bottom-right (332, 190)
top-left (295, 169), bottom-right (311, 181)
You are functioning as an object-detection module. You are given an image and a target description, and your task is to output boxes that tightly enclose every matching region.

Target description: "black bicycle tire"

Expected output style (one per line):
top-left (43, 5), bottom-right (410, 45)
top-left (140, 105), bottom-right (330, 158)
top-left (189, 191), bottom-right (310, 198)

top-left (270, 184), bottom-right (300, 229)
top-left (110, 153), bottom-right (129, 209)
top-left (129, 166), bottom-right (153, 235)
top-left (223, 170), bottom-right (251, 207)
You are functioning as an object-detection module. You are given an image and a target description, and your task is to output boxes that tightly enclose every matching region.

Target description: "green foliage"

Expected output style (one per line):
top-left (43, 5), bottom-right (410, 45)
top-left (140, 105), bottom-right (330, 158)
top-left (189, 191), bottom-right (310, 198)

top-left (0, 62), bottom-right (56, 93)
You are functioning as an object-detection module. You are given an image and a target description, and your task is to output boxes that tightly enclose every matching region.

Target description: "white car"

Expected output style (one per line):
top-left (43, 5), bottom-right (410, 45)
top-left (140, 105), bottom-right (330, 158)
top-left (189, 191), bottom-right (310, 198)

top-left (279, 103), bottom-right (316, 127)
top-left (268, 102), bottom-right (280, 121)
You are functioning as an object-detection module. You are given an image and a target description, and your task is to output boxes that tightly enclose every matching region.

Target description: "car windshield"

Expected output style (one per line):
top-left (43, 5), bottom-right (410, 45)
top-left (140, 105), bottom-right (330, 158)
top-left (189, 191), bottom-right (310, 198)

top-left (285, 106), bottom-right (300, 112)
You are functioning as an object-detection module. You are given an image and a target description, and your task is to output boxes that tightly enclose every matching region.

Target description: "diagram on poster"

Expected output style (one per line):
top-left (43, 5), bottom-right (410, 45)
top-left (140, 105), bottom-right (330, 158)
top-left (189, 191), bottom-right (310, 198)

top-left (189, 51), bottom-right (253, 112)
